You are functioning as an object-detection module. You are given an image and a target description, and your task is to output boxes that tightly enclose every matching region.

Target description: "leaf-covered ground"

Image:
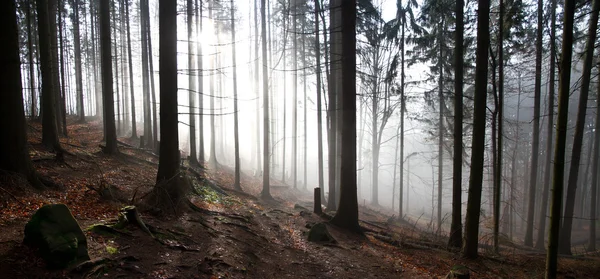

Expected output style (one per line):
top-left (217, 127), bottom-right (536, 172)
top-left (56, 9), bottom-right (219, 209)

top-left (0, 118), bottom-right (599, 278)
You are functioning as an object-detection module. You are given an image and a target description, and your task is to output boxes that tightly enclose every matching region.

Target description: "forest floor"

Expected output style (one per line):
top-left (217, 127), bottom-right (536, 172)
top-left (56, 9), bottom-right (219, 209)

top-left (1, 118), bottom-right (599, 279)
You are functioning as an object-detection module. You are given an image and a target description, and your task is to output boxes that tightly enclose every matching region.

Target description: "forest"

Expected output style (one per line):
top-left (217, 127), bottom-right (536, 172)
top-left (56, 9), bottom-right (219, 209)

top-left (0, 0), bottom-right (599, 278)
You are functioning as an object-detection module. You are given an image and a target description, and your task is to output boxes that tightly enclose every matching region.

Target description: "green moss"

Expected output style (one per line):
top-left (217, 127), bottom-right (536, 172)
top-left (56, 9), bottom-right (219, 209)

top-left (105, 245), bottom-right (118, 255)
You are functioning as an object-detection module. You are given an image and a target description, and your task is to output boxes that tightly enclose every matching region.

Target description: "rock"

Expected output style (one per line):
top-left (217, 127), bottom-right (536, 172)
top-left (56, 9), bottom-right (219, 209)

top-left (445, 265), bottom-right (470, 279)
top-left (23, 204), bottom-right (90, 268)
top-left (307, 223), bottom-right (336, 243)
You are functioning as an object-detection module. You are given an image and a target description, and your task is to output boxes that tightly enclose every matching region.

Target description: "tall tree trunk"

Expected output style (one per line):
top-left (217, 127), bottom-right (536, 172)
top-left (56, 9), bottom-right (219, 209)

top-left (99, 0), bottom-right (117, 154)
top-left (37, 0), bottom-right (62, 152)
top-left (125, 0), bottom-right (137, 139)
top-left (195, 0), bottom-right (204, 161)
top-left (292, 0), bottom-right (298, 189)
top-left (493, 0), bottom-right (505, 253)
top-left (147, 10), bottom-right (158, 150)
top-left (281, 0), bottom-right (287, 183)
top-left (231, 0), bottom-right (241, 190)
top-left (330, 0), bottom-right (359, 232)
top-left (524, 0), bottom-right (544, 247)
top-left (398, 2), bottom-right (406, 218)
top-left (546, 0), bottom-right (575, 276)
top-left (327, 0), bottom-right (340, 210)
top-left (154, 0), bottom-right (183, 208)
top-left (56, 0), bottom-right (67, 136)
top-left (111, 0), bottom-right (121, 135)
top-left (260, 0), bottom-right (272, 199)
top-left (187, 0), bottom-right (198, 165)
top-left (448, 0), bottom-right (464, 250)
top-left (302, 17), bottom-right (308, 190)
top-left (72, 0), bottom-right (85, 123)
top-left (254, 0), bottom-right (262, 175)
top-left (558, 0), bottom-right (599, 255)
top-left (0, 0), bottom-right (45, 189)
top-left (462, 0), bottom-right (489, 259)
top-left (91, 0), bottom-right (102, 119)
top-left (510, 76), bottom-right (522, 241)
top-left (315, 0), bottom-right (325, 204)
top-left (536, 0), bottom-right (556, 250)
top-left (141, 0), bottom-right (152, 147)
top-left (208, 3), bottom-right (218, 168)
top-left (26, 0), bottom-right (37, 119)
top-left (437, 19), bottom-right (444, 234)
top-left (589, 63), bottom-right (600, 252)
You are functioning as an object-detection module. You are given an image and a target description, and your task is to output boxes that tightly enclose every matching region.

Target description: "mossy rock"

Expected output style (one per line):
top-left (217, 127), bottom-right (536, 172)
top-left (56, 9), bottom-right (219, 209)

top-left (445, 265), bottom-right (470, 279)
top-left (23, 204), bottom-right (90, 269)
top-left (307, 223), bottom-right (336, 243)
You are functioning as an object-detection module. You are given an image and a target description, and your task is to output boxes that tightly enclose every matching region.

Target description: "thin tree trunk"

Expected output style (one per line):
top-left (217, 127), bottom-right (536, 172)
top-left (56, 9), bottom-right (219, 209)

top-left (187, 0), bottom-right (198, 165)
top-left (146, 8), bottom-right (158, 149)
top-left (589, 62), bottom-right (600, 252)
top-left (254, 0), bottom-right (262, 175)
top-left (99, 0), bottom-right (117, 154)
top-left (437, 19), bottom-right (444, 234)
top-left (260, 0), bottom-right (272, 199)
top-left (57, 0), bottom-right (68, 136)
top-left (448, 0), bottom-right (463, 249)
top-left (524, 0), bottom-right (544, 247)
top-left (292, 0), bottom-right (298, 189)
top-left (125, 0), bottom-right (137, 138)
top-left (315, 0), bottom-right (325, 204)
top-left (141, 0), bottom-right (151, 147)
top-left (196, 0), bottom-right (204, 161)
top-left (536, 0), bottom-right (556, 250)
top-left (208, 3), bottom-right (218, 167)
top-left (26, 0), bottom-right (37, 119)
top-left (231, 0), bottom-right (241, 190)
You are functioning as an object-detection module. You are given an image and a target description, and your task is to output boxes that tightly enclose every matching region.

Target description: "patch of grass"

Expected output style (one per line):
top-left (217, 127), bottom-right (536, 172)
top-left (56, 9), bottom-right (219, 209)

top-left (193, 181), bottom-right (234, 205)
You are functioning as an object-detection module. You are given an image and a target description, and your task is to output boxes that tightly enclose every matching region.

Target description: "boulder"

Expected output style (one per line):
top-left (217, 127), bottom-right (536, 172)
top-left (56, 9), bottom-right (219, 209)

top-left (23, 204), bottom-right (90, 268)
top-left (307, 223), bottom-right (336, 243)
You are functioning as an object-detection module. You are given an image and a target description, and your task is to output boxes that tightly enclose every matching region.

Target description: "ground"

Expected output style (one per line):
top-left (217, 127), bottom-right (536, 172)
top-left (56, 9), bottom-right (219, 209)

top-left (0, 118), bottom-right (599, 278)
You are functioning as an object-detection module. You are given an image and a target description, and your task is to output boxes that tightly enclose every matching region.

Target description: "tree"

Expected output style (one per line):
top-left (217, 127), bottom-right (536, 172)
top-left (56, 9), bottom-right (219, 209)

top-left (195, 0), bottom-right (204, 161)
top-left (260, 0), bottom-right (272, 199)
top-left (462, 0), bottom-right (489, 259)
top-left (140, 0), bottom-right (152, 147)
top-left (37, 0), bottom-right (62, 152)
top-left (535, 0), bottom-right (557, 250)
top-left (0, 0), bottom-right (45, 189)
top-left (327, 0), bottom-right (340, 210)
top-left (99, 0), bottom-right (117, 154)
top-left (330, 0), bottom-right (359, 232)
top-left (546, 0), bottom-right (576, 275)
top-left (558, 0), bottom-right (599, 255)
top-left (448, 0), bottom-right (463, 250)
top-left (589, 64), bottom-right (600, 252)
top-left (187, 0), bottom-right (198, 165)
top-left (524, 0), bottom-right (543, 248)
top-left (292, 0), bottom-right (298, 189)
top-left (155, 0), bottom-right (178, 179)
top-left (25, 0), bottom-right (37, 119)
top-left (125, 0), bottom-right (137, 139)
top-left (314, 0), bottom-right (325, 204)
top-left (72, 0), bottom-right (84, 123)
top-left (231, 0), bottom-right (242, 191)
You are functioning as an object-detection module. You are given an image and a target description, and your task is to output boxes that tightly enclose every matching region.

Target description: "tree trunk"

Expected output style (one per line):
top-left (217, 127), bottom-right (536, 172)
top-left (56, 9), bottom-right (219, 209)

top-left (140, 0), bottom-right (152, 147)
top-left (187, 0), bottom-right (198, 165)
top-left (0, 0), bottom-right (45, 189)
top-left (292, 0), bottom-right (298, 189)
top-left (195, 0), bottom-right (204, 161)
top-left (326, 0), bottom-right (339, 211)
top-left (231, 0), bottom-right (241, 191)
top-left (536, 0), bottom-right (556, 250)
top-left (315, 0), bottom-right (325, 204)
top-left (154, 0), bottom-right (183, 211)
top-left (125, 0), bottom-right (137, 139)
top-left (254, 0), bottom-right (262, 175)
top-left (26, 0), bottom-right (37, 119)
top-left (99, 0), bottom-right (118, 154)
top-left (208, 3), bottom-right (218, 168)
top-left (448, 0), bottom-right (464, 250)
top-left (260, 0), bottom-right (272, 199)
top-left (546, 0), bottom-right (575, 276)
top-left (524, 0), bottom-right (544, 247)
top-left (437, 19), bottom-right (444, 234)
top-left (589, 62), bottom-right (600, 252)
top-left (72, 0), bottom-right (85, 123)
top-left (461, 0), bottom-right (489, 259)
top-left (147, 12), bottom-right (158, 150)
top-left (558, 0), bottom-right (599, 255)
top-left (330, 0), bottom-right (359, 232)
top-left (37, 0), bottom-right (62, 152)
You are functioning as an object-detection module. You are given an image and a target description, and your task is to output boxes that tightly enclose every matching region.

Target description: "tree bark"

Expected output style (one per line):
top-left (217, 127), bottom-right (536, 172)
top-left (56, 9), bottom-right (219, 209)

top-left (524, 0), bottom-right (543, 247)
top-left (315, 0), bottom-right (325, 204)
top-left (187, 0), bottom-right (198, 165)
top-left (546, 0), bottom-right (575, 276)
top-left (99, 0), bottom-right (118, 154)
top-left (0, 0), bottom-right (45, 189)
top-left (461, 0), bottom-right (489, 259)
top-left (330, 0), bottom-right (359, 232)
top-left (231, 0), bottom-right (241, 191)
top-left (260, 0), bottom-right (272, 199)
top-left (125, 0), bottom-right (137, 138)
top-left (448, 0), bottom-right (463, 250)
